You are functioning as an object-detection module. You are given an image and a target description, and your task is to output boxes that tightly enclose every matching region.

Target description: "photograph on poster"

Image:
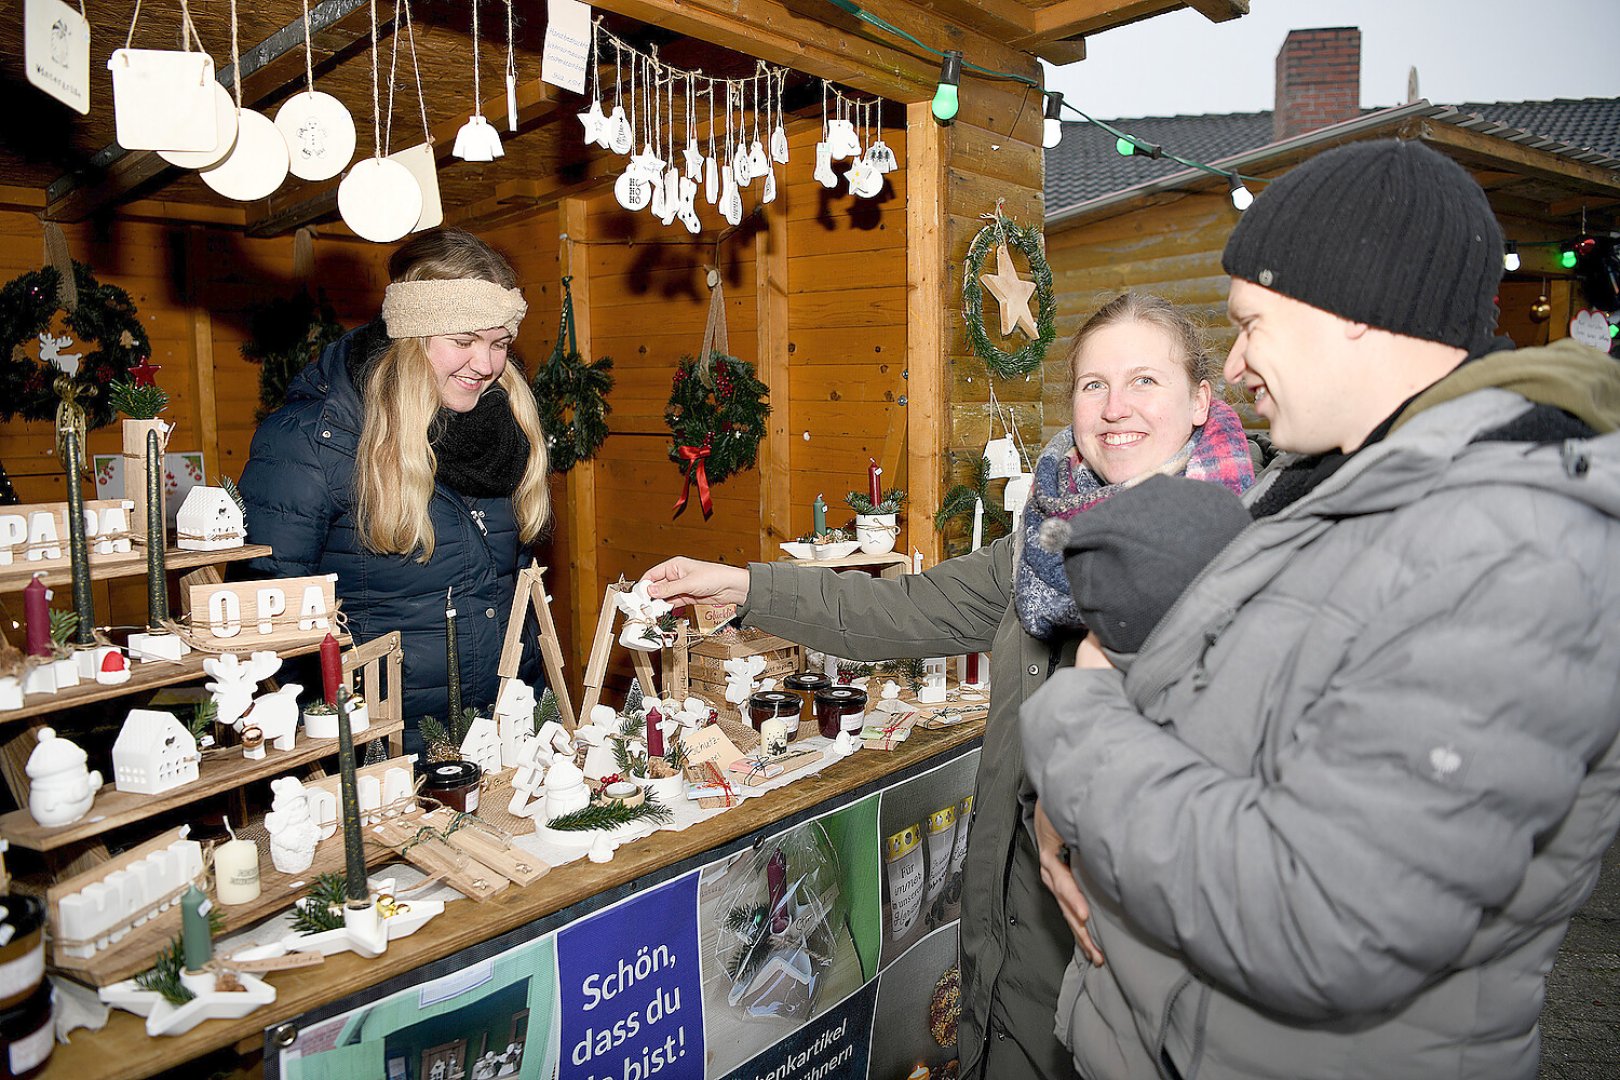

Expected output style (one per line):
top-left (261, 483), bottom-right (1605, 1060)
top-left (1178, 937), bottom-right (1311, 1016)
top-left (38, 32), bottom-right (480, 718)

top-left (876, 751), bottom-right (978, 968)
top-left (697, 795), bottom-right (881, 1077)
top-left (279, 939), bottom-right (560, 1080)
top-left (869, 922), bottom-right (962, 1080)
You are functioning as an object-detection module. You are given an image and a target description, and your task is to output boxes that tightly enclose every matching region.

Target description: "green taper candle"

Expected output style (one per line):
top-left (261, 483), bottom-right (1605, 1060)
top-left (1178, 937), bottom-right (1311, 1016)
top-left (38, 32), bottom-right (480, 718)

top-left (445, 587), bottom-right (462, 724)
top-left (146, 428), bottom-right (168, 627)
top-left (180, 884), bottom-right (211, 973)
top-left (61, 435), bottom-right (96, 646)
top-left (334, 686), bottom-right (369, 905)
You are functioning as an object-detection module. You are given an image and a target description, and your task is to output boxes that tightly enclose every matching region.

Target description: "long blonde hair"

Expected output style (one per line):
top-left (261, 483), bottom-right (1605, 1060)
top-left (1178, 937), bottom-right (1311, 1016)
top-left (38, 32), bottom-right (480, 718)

top-left (354, 229), bottom-right (550, 562)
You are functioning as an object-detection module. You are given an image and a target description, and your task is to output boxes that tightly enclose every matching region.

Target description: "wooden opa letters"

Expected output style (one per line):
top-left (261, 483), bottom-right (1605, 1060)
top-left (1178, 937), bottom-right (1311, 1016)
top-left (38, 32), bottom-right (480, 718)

top-left (187, 574), bottom-right (339, 648)
top-left (0, 499), bottom-right (137, 568)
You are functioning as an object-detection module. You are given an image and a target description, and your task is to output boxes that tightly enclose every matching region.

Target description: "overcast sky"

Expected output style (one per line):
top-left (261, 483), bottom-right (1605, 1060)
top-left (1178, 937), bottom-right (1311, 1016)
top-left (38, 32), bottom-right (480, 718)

top-left (1043, 0), bottom-right (1620, 121)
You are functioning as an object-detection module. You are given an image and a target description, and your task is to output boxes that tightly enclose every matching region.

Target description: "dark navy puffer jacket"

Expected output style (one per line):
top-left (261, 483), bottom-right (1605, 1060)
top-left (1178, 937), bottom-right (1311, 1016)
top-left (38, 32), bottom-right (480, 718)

top-left (239, 325), bottom-right (538, 748)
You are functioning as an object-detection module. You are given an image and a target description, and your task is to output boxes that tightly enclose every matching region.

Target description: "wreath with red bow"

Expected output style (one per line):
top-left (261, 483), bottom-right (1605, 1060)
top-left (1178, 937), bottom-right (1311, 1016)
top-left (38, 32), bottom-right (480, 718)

top-left (665, 351), bottom-right (770, 517)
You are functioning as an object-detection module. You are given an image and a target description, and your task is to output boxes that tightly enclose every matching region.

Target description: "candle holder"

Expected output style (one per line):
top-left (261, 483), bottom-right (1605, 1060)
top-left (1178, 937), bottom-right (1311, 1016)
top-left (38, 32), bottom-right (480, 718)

top-left (278, 880), bottom-right (444, 959)
top-left (99, 967), bottom-right (277, 1037)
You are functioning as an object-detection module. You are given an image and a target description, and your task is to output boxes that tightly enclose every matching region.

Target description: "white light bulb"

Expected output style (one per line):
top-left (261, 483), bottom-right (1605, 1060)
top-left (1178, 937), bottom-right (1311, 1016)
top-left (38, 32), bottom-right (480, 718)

top-left (1043, 117), bottom-right (1063, 149)
top-left (1230, 183), bottom-right (1254, 211)
top-left (1503, 251), bottom-right (1521, 272)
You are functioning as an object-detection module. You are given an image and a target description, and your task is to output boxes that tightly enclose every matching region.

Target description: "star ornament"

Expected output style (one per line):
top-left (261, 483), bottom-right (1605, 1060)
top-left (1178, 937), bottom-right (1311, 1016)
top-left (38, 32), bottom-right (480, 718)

top-left (577, 100), bottom-right (606, 145)
top-left (979, 243), bottom-right (1039, 339)
top-left (128, 358), bottom-right (162, 388)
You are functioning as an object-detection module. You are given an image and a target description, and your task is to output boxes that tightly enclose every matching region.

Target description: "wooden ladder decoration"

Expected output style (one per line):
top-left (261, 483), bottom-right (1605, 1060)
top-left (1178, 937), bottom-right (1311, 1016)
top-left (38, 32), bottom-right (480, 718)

top-left (578, 580), bottom-right (661, 725)
top-left (496, 562), bottom-right (576, 731)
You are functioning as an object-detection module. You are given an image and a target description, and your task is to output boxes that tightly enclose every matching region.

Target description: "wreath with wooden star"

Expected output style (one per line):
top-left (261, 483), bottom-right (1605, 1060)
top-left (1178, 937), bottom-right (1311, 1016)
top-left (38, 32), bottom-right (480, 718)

top-left (0, 262), bottom-right (150, 428)
top-left (665, 351), bottom-right (770, 516)
top-left (961, 213), bottom-right (1057, 380)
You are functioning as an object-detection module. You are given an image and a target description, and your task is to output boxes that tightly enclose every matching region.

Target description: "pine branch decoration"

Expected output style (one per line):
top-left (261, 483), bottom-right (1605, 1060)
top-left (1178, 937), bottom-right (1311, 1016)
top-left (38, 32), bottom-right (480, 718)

top-left (187, 699), bottom-right (216, 742)
top-left (363, 738), bottom-right (387, 767)
top-left (664, 731), bottom-right (688, 771)
top-left (545, 793), bottom-right (673, 831)
top-left (220, 475), bottom-right (247, 517)
top-left (624, 678), bottom-right (645, 718)
top-left (48, 609), bottom-right (78, 649)
top-left (846, 488), bottom-right (907, 515)
top-left (134, 937), bottom-right (194, 1006)
top-left (290, 872), bottom-right (349, 935)
top-left (107, 379), bottom-right (169, 419)
top-left (419, 715), bottom-right (455, 758)
top-left (532, 688), bottom-right (561, 734)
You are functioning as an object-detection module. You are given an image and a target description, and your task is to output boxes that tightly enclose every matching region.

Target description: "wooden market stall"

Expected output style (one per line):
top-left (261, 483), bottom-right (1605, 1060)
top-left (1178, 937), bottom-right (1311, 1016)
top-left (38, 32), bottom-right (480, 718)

top-left (0, 1), bottom-right (1253, 1077)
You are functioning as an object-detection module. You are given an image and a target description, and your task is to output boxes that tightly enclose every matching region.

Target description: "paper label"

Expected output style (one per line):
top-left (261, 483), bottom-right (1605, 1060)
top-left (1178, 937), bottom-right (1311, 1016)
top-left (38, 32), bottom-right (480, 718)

top-left (694, 602), bottom-right (736, 633)
top-left (540, 0), bottom-right (590, 94)
top-left (682, 724), bottom-right (742, 769)
top-left (0, 941), bottom-right (43, 1000)
top-left (7, 1015), bottom-right (51, 1074)
top-left (885, 844), bottom-right (925, 940)
top-left (25, 0), bottom-right (90, 114)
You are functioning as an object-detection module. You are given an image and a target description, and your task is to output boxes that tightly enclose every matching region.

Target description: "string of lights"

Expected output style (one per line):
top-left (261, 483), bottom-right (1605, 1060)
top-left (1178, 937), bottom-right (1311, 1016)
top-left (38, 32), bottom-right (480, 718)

top-left (820, 0), bottom-right (1265, 208)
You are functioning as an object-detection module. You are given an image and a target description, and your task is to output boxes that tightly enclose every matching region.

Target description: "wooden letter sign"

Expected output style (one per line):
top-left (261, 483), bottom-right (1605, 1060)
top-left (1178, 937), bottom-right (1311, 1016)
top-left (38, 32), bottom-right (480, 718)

top-left (0, 499), bottom-right (136, 568)
top-left (188, 574), bottom-right (339, 649)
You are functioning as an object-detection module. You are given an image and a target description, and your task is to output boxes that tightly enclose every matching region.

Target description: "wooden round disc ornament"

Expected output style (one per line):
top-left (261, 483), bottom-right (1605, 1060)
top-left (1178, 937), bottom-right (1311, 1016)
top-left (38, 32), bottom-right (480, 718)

top-left (156, 83), bottom-right (239, 169)
top-left (199, 109), bottom-right (289, 201)
top-left (338, 157), bottom-right (424, 244)
top-left (275, 90), bottom-right (357, 181)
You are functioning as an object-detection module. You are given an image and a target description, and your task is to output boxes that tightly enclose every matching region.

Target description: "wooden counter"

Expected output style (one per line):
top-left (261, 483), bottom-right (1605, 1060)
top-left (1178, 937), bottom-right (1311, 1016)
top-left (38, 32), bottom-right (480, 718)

top-left (43, 718), bottom-right (986, 1079)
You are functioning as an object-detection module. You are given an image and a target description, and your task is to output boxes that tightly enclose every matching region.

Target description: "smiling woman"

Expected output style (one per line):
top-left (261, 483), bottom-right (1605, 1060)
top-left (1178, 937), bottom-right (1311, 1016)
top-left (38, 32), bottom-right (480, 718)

top-left (239, 228), bottom-right (552, 756)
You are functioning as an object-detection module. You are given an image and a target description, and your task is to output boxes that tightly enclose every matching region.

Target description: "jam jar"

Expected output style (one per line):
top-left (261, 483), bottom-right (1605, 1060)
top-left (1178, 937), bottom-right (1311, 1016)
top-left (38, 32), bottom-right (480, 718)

top-left (747, 690), bottom-right (802, 736)
top-left (813, 686), bottom-right (868, 738)
top-left (781, 671), bottom-right (831, 724)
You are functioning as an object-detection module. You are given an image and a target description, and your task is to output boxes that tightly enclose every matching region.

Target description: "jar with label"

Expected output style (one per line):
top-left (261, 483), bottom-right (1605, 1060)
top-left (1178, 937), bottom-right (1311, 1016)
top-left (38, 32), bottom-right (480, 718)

top-left (812, 686), bottom-right (867, 738)
top-left (746, 690), bottom-right (802, 736)
top-left (422, 760), bottom-right (482, 813)
top-left (781, 671), bottom-right (831, 723)
top-left (0, 898), bottom-right (45, 1013)
top-left (0, 982), bottom-right (53, 1078)
top-left (884, 822), bottom-right (926, 940)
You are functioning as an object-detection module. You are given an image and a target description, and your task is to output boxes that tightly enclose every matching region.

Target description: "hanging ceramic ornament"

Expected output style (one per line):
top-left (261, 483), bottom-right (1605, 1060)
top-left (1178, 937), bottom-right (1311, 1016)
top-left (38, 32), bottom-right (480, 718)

top-left (720, 169), bottom-right (743, 226)
top-left (578, 101), bottom-right (607, 146)
top-left (200, 109), bottom-right (289, 201)
top-left (814, 142), bottom-right (836, 188)
top-left (745, 72), bottom-right (770, 177)
top-left (678, 178), bottom-right (701, 234)
top-left (389, 142), bottom-right (443, 231)
top-left (683, 140), bottom-right (705, 180)
top-left (615, 165), bottom-right (652, 212)
top-left (502, 0), bottom-right (517, 131)
top-left (770, 73), bottom-right (789, 164)
top-left (156, 82), bottom-right (239, 170)
top-left (607, 105), bottom-right (632, 153)
top-left (577, 34), bottom-right (606, 145)
top-left (705, 155), bottom-right (720, 205)
top-left (659, 167), bottom-right (680, 226)
top-left (452, 0), bottom-right (502, 161)
top-left (847, 158), bottom-right (882, 199)
top-left (761, 167), bottom-right (777, 205)
top-left (827, 117), bottom-right (860, 160)
top-left (276, 92), bottom-right (356, 180)
top-left (681, 76), bottom-right (704, 179)
top-left (339, 158), bottom-right (423, 243)
top-left (866, 98), bottom-right (896, 173)
top-left (108, 46), bottom-right (217, 153)
top-left (733, 145), bottom-right (754, 187)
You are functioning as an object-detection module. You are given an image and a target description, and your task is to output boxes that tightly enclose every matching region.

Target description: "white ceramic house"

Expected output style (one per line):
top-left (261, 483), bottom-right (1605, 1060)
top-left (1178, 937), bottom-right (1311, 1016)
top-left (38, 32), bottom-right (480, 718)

top-left (918, 657), bottom-right (950, 704)
top-left (459, 715), bottom-right (503, 774)
top-left (175, 487), bottom-right (245, 551)
top-left (112, 710), bottom-right (200, 795)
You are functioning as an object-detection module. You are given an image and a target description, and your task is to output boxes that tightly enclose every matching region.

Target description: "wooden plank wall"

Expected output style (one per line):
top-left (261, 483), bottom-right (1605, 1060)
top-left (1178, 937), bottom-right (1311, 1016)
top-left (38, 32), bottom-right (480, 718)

top-left (0, 208), bottom-right (390, 626)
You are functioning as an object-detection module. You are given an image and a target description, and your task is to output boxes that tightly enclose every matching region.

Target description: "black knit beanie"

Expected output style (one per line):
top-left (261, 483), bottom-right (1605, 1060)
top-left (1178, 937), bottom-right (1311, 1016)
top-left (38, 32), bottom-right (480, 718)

top-left (1222, 139), bottom-right (1503, 352)
top-left (1062, 475), bottom-right (1253, 658)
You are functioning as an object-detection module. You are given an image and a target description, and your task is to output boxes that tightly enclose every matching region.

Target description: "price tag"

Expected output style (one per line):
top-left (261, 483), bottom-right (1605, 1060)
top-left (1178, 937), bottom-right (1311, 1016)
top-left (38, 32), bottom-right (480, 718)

top-left (25, 0), bottom-right (90, 115)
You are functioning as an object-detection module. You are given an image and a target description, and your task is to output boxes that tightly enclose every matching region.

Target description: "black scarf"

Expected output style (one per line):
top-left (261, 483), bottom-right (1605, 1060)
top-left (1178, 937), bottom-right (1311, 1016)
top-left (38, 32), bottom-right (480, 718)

top-left (430, 386), bottom-right (531, 498)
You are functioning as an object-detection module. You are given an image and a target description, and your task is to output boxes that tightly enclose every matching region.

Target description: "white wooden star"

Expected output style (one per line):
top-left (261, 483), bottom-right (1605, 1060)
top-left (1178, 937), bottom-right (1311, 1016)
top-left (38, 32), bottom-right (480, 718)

top-left (577, 101), bottom-right (606, 145)
top-left (628, 147), bottom-right (665, 179)
top-left (682, 139), bottom-right (706, 180)
top-left (979, 243), bottom-right (1039, 339)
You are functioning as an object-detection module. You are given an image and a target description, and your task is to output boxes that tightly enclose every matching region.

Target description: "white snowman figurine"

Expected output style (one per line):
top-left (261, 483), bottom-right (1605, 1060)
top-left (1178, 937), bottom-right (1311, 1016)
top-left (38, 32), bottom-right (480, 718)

top-left (26, 727), bottom-right (103, 828)
top-left (264, 776), bottom-right (322, 874)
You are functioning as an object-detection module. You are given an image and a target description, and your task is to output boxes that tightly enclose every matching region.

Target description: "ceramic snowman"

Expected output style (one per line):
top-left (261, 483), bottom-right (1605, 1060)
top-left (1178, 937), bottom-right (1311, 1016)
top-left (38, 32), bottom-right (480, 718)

top-left (542, 759), bottom-right (590, 821)
top-left (264, 776), bottom-right (322, 874)
top-left (26, 727), bottom-right (103, 827)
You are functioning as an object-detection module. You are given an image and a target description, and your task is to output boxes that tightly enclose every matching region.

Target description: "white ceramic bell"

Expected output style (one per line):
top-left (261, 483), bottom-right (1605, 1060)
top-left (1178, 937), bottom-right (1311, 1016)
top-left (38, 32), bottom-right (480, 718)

top-left (747, 138), bottom-right (769, 177)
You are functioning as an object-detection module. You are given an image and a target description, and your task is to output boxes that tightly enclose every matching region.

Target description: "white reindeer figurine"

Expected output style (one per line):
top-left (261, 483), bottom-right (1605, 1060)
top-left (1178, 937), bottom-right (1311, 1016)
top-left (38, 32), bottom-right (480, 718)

top-left (241, 683), bottom-right (303, 752)
top-left (203, 652), bottom-right (283, 731)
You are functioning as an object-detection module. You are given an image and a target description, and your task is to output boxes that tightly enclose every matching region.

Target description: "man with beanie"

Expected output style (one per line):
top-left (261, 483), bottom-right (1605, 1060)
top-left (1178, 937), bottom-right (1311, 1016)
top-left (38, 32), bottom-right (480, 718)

top-left (1021, 138), bottom-right (1620, 1079)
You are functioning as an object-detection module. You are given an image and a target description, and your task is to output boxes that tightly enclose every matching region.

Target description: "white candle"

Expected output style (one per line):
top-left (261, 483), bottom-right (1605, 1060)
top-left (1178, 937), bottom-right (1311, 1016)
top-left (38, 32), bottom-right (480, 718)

top-left (971, 497), bottom-right (983, 551)
top-left (214, 836), bottom-right (261, 905)
top-left (760, 717), bottom-right (789, 758)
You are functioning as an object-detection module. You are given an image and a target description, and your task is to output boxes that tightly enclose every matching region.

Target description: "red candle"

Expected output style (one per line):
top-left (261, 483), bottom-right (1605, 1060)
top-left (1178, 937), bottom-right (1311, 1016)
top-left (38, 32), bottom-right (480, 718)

top-left (868, 459), bottom-right (882, 504)
top-left (23, 574), bottom-right (51, 657)
top-left (645, 707), bottom-right (665, 759)
top-left (965, 652), bottom-right (981, 684)
top-left (320, 632), bottom-right (342, 706)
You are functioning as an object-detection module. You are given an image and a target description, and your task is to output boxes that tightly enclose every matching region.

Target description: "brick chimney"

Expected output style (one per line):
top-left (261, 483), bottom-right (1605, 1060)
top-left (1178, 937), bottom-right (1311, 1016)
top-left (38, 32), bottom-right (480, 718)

top-left (1274, 27), bottom-right (1361, 142)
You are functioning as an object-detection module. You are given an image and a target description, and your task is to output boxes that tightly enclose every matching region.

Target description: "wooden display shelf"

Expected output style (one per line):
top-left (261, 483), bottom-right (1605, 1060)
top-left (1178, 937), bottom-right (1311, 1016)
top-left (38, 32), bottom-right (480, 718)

top-left (52, 822), bottom-right (417, 987)
top-left (0, 635), bottom-right (339, 724)
top-left (777, 550), bottom-right (912, 577)
top-left (0, 544), bottom-right (271, 592)
top-left (0, 718), bottom-right (400, 852)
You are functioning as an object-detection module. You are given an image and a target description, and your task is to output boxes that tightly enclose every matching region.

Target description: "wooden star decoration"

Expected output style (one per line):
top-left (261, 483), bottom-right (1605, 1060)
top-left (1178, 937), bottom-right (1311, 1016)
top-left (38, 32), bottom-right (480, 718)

top-left (978, 243), bottom-right (1039, 339)
top-left (128, 359), bottom-right (162, 387)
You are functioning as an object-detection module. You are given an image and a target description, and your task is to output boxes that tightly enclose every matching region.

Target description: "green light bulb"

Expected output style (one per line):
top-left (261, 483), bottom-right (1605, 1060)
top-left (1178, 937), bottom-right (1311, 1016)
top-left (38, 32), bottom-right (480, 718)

top-left (1115, 136), bottom-right (1135, 156)
top-left (1560, 249), bottom-right (1578, 269)
top-left (931, 83), bottom-right (959, 123)
top-left (1610, 323), bottom-right (1619, 340)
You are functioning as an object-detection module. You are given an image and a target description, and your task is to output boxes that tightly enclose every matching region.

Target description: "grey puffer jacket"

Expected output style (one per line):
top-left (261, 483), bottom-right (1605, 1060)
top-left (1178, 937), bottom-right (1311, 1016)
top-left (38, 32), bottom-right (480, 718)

top-left (1023, 346), bottom-right (1620, 1079)
top-left (740, 546), bottom-right (1076, 1080)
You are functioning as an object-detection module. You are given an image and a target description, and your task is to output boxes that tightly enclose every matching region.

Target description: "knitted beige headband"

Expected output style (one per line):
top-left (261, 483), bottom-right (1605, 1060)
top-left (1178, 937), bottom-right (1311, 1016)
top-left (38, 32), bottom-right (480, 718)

top-left (381, 279), bottom-right (528, 339)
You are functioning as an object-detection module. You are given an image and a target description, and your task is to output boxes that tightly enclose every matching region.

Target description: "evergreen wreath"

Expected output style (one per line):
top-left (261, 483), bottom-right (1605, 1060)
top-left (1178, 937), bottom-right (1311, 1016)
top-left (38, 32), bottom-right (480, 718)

top-left (532, 278), bottom-right (614, 473)
top-left (0, 262), bottom-right (150, 428)
top-left (934, 455), bottom-right (1013, 550)
top-left (666, 351), bottom-right (770, 517)
top-left (961, 212), bottom-right (1057, 380)
top-left (240, 289), bottom-right (346, 422)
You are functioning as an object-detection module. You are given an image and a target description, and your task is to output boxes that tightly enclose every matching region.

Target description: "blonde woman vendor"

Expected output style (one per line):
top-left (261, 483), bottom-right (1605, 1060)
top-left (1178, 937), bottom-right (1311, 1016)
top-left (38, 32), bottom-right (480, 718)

top-left (241, 228), bottom-right (551, 757)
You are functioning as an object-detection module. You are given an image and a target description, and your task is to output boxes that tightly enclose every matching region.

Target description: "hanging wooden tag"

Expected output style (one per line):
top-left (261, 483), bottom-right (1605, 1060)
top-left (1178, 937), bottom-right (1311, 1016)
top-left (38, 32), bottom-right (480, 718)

top-left (108, 49), bottom-right (218, 152)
